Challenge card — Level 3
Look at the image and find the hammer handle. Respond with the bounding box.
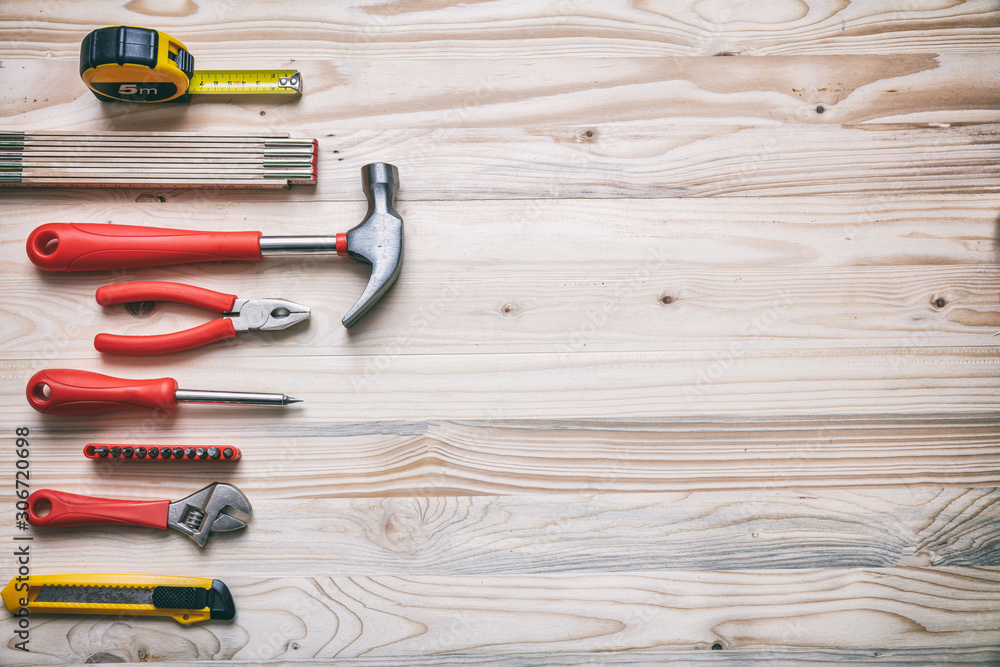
[27,223,262,271]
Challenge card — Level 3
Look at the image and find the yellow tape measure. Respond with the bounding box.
[80,26,301,103]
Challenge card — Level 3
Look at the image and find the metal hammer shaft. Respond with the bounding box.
[258,237,339,253]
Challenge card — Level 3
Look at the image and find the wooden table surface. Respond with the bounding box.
[1,2,999,665]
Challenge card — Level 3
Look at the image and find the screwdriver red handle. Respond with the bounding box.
[27,369,178,415]
[27,489,169,529]
[95,319,238,355]
[26,223,262,271]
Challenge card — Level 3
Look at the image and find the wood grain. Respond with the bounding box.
[0,124,998,205]
[2,53,999,131]
[7,263,997,355]
[2,1,999,664]
[2,197,997,357]
[3,1,999,57]
[3,345,999,424]
[7,648,994,666]
[18,488,1000,576]
[11,413,1000,497]
[3,568,999,662]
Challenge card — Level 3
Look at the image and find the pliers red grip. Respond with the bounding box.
[94,281,310,355]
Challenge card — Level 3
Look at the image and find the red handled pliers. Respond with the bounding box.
[94,281,310,355]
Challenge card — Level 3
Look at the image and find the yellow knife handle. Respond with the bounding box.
[2,574,235,623]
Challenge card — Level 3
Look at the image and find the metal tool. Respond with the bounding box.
[26,163,403,327]
[85,444,242,461]
[26,482,252,547]
[2,574,235,623]
[81,25,301,103]
[26,368,301,415]
[94,281,310,354]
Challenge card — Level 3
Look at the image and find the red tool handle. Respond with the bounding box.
[95,319,238,355]
[96,281,238,311]
[27,489,169,529]
[26,369,179,415]
[95,282,240,354]
[26,223,262,271]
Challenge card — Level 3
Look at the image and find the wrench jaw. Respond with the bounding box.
[166,482,253,547]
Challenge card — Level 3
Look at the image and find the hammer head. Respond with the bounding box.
[342,163,403,327]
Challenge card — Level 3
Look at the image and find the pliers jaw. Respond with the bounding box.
[228,298,311,333]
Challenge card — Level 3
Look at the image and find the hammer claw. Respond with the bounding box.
[341,163,404,327]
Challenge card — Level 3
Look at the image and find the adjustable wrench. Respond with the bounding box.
[27,482,252,547]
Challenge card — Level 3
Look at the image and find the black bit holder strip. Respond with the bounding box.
[84,444,241,461]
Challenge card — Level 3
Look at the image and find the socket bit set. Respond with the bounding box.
[85,444,242,461]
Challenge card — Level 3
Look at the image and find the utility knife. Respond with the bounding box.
[2,574,235,623]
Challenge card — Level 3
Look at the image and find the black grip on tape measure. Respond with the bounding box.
[172,47,195,79]
[80,25,195,80]
[81,26,158,76]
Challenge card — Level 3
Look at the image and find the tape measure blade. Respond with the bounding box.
[188,70,301,95]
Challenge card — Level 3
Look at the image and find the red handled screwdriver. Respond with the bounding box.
[27,369,302,415]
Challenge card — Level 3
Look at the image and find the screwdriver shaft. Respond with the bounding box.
[174,389,302,406]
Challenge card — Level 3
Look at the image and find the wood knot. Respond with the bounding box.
[134,193,166,203]
[576,128,598,143]
[659,293,676,306]
[500,303,518,317]
[375,499,432,553]
[125,301,156,317]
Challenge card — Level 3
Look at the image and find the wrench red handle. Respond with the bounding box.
[26,223,262,271]
[95,319,238,355]
[27,369,178,415]
[27,489,170,529]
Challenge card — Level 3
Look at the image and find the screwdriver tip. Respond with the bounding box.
[285,396,304,405]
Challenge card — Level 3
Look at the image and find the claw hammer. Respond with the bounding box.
[26,163,403,327]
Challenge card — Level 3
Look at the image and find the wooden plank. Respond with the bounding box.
[20,648,996,666]
[2,568,999,662]
[4,263,996,356]
[3,344,999,423]
[3,1,998,58]
[3,54,999,131]
[2,196,996,357]
[1,4,998,665]
[0,124,995,204]
[18,488,1000,575]
[12,413,1000,496]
